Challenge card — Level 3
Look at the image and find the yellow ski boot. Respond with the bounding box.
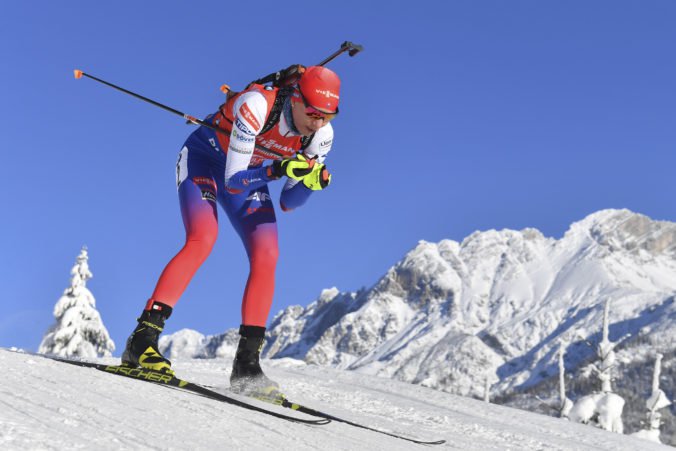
[121,301,174,375]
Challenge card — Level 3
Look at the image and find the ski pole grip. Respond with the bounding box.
[342,41,364,57]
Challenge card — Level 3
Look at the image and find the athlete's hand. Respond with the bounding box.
[269,154,316,181]
[302,164,332,191]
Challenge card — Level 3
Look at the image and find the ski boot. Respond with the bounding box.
[121,300,174,375]
[230,325,284,404]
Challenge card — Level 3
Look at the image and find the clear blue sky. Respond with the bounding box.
[2,1,675,353]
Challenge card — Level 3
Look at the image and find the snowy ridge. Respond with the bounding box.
[159,328,240,360]
[1,348,669,450]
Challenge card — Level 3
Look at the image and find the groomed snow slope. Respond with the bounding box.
[0,349,668,450]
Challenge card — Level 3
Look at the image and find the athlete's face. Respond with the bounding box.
[291,99,329,136]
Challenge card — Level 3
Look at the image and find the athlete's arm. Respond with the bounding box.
[223,92,274,193]
[280,124,334,212]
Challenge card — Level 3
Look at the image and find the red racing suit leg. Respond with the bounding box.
[150,146,219,307]
[220,184,279,327]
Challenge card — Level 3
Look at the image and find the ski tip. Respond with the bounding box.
[73,69,83,79]
[219,84,230,94]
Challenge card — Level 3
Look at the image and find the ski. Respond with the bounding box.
[281,398,446,445]
[40,354,330,426]
[208,384,446,445]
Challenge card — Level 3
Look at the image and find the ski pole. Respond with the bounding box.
[73,69,225,133]
[316,41,364,66]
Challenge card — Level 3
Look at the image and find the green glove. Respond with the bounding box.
[269,153,316,181]
[303,164,332,190]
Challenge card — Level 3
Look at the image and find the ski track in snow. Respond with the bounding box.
[0,349,669,451]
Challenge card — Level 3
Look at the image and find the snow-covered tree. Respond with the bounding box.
[558,342,573,418]
[596,297,617,393]
[484,374,490,403]
[569,298,626,433]
[38,247,115,358]
[631,353,672,444]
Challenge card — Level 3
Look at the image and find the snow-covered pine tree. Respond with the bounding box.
[569,297,626,433]
[631,353,672,444]
[558,341,573,418]
[596,297,618,393]
[38,247,115,358]
[484,374,490,403]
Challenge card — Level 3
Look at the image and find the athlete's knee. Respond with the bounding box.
[249,244,279,271]
[184,228,218,260]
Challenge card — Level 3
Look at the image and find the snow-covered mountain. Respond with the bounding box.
[161,209,676,442]
[159,328,240,360]
[263,209,675,393]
